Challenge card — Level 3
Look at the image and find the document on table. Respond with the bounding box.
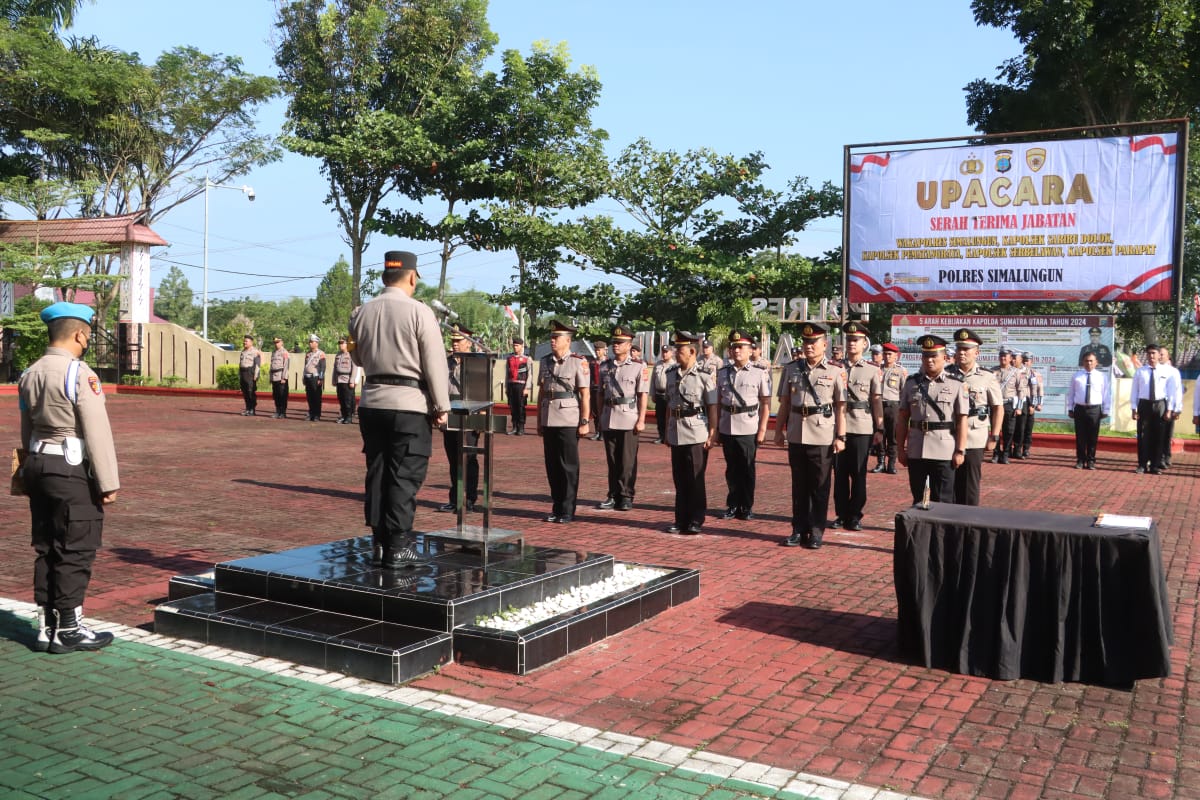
[1094,513,1153,529]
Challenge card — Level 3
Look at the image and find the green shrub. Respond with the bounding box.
[159,375,186,388]
[120,374,152,386]
[215,364,240,390]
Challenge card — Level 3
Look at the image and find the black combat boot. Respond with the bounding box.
[49,607,114,653]
[34,605,54,652]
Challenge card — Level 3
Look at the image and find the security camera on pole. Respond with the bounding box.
[202,173,255,341]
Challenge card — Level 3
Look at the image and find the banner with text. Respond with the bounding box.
[890,314,1116,421]
[849,133,1180,302]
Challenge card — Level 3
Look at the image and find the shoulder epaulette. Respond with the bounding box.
[667,364,679,373]
[569,353,585,359]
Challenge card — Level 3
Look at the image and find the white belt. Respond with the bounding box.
[29,440,64,455]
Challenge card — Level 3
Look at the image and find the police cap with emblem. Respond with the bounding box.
[728,329,753,346]
[308,333,320,343]
[919,334,949,354]
[609,324,634,343]
[953,328,983,348]
[842,321,870,339]
[450,323,473,341]
[382,250,420,278]
[672,330,701,347]
[798,322,828,340]
[881,342,900,353]
[40,302,95,326]
[548,320,576,337]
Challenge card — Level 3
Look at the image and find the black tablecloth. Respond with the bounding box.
[894,503,1172,684]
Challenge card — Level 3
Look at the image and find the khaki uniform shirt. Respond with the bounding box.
[269,348,289,383]
[303,349,325,378]
[19,347,119,493]
[651,360,674,395]
[238,348,261,380]
[880,364,907,402]
[539,353,589,428]
[332,352,355,384]
[843,359,882,435]
[778,358,847,446]
[349,286,451,415]
[1014,368,1031,409]
[665,364,716,446]
[993,366,1024,405]
[599,357,649,432]
[900,370,970,460]
[697,354,723,376]
[959,366,1002,449]
[716,363,771,436]
[1028,368,1044,405]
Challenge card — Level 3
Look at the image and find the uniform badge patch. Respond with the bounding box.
[88,376,103,395]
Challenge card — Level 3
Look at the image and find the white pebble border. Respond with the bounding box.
[473,563,669,630]
[0,596,930,800]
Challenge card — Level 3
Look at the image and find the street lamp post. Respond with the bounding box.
[203,173,255,341]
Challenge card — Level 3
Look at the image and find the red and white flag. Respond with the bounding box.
[504,305,518,323]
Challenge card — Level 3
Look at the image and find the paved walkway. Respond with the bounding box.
[0,391,1196,799]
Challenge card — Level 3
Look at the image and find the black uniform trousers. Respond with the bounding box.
[998,401,1017,455]
[1009,406,1027,455]
[1161,415,1175,466]
[670,442,708,529]
[953,448,984,506]
[720,433,757,513]
[1073,405,1102,464]
[272,380,289,415]
[239,368,257,412]
[303,376,323,419]
[443,428,479,506]
[881,401,900,461]
[542,426,580,517]
[788,443,833,536]
[654,395,669,442]
[1022,407,1036,451]
[359,408,432,549]
[336,382,356,420]
[506,383,527,432]
[25,454,103,612]
[1136,399,1167,469]
[833,433,872,524]
[603,428,640,502]
[907,458,955,505]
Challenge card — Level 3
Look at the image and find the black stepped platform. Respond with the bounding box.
[155,535,699,682]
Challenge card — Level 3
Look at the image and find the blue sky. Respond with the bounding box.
[67,0,1019,305]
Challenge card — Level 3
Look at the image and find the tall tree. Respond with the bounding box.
[1,0,90,30]
[154,264,195,326]
[966,0,1200,345]
[274,0,496,305]
[310,255,355,331]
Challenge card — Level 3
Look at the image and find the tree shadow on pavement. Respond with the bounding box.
[716,600,902,661]
[0,608,40,651]
[232,478,361,502]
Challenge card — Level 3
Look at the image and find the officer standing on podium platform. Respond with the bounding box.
[440,323,479,514]
[949,328,1002,505]
[539,321,591,522]
[897,335,969,505]
[775,322,846,549]
[349,250,450,568]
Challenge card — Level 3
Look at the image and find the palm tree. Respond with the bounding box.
[2,0,91,30]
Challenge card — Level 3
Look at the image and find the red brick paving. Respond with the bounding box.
[1,390,1196,799]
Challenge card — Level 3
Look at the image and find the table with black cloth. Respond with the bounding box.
[894,502,1172,685]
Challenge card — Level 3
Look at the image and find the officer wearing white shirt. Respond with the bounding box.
[1066,353,1110,470]
[1157,347,1183,470]
[1129,344,1170,474]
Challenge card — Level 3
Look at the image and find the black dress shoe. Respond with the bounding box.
[1074,461,1083,469]
[684,524,702,535]
[885,465,897,474]
[437,503,457,513]
[870,462,885,473]
[1150,468,1162,475]
[997,452,1009,464]
[848,519,863,531]
[1135,466,1146,474]
[805,530,824,549]
[720,508,738,520]
[665,525,682,534]
[1086,461,1096,470]
[556,514,574,524]
[597,498,616,510]
[784,532,805,547]
[736,510,754,520]
[830,517,843,529]
[615,500,633,511]
[545,514,561,523]
[506,430,516,435]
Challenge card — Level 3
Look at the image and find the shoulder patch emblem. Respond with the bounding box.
[88,375,102,395]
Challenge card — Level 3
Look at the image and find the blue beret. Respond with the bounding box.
[40,302,95,325]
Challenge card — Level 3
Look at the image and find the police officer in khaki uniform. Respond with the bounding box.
[873,342,906,474]
[302,334,326,421]
[831,322,883,531]
[716,329,772,521]
[664,331,718,534]
[332,336,359,423]
[238,334,261,415]
[596,324,649,511]
[991,347,1024,463]
[538,320,591,522]
[950,328,1003,506]
[774,322,847,549]
[19,302,118,652]
[897,335,969,505]
[698,339,723,376]
[440,323,480,513]
[1009,351,1032,459]
[349,250,451,567]
[651,344,675,444]
[269,336,290,418]
[1021,350,1043,458]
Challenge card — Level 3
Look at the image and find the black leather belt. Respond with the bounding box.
[673,406,704,418]
[547,391,575,400]
[909,420,954,431]
[723,403,759,414]
[1074,404,1101,410]
[846,401,870,411]
[607,397,637,406]
[793,404,831,417]
[882,400,899,408]
[366,375,425,389]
